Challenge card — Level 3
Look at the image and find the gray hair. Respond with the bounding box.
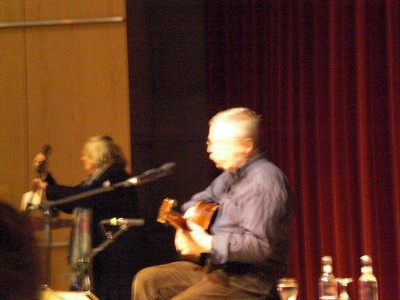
[209,107,261,145]
[82,135,127,168]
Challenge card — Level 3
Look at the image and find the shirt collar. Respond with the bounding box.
[232,151,265,179]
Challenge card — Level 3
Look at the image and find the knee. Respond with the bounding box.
[132,266,158,291]
[135,266,158,281]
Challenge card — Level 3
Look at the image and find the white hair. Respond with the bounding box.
[82,135,127,168]
[209,107,261,145]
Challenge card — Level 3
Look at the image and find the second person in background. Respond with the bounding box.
[34,135,143,300]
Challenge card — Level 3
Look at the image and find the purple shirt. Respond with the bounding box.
[182,153,292,270]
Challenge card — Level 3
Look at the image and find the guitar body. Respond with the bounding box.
[157,198,218,264]
[157,198,218,231]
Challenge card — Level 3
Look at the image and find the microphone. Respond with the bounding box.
[100,217,145,227]
[115,162,177,187]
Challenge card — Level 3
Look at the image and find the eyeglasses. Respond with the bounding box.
[206,138,247,148]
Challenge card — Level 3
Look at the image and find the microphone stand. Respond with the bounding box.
[69,219,144,292]
[35,162,175,287]
[38,180,135,287]
[41,204,53,286]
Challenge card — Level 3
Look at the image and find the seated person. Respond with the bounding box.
[132,107,293,299]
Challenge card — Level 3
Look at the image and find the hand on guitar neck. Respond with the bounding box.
[20,145,51,211]
[157,198,218,263]
[33,144,52,179]
[31,152,49,192]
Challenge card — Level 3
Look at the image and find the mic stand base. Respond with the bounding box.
[41,203,53,286]
[70,225,130,292]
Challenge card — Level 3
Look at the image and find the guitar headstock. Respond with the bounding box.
[157,198,177,224]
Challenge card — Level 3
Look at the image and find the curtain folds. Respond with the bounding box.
[205,1,400,298]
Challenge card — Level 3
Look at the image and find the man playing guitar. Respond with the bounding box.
[133,107,293,299]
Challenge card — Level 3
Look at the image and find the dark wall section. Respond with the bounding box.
[126,1,209,266]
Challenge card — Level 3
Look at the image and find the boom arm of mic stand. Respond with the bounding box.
[39,181,135,287]
[73,224,128,269]
[39,184,117,286]
[44,185,117,207]
[67,229,127,292]
[69,221,144,291]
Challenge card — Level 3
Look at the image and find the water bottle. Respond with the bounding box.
[318,256,338,299]
[358,255,378,300]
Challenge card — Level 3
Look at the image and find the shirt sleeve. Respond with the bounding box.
[181,172,230,212]
[211,165,292,265]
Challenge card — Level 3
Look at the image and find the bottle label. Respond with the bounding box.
[359,282,378,300]
[319,282,338,299]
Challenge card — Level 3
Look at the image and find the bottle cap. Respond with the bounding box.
[321,255,333,263]
[360,255,372,263]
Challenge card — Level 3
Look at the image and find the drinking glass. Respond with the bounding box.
[276,278,298,300]
[336,278,353,300]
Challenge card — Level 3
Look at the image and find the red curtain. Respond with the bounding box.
[205,1,400,298]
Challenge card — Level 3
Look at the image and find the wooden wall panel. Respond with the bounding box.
[0,1,28,209]
[25,22,131,184]
[24,0,125,20]
[25,0,131,185]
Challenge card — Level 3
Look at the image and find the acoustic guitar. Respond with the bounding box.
[157,198,218,263]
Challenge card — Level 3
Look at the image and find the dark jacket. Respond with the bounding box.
[45,164,142,300]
